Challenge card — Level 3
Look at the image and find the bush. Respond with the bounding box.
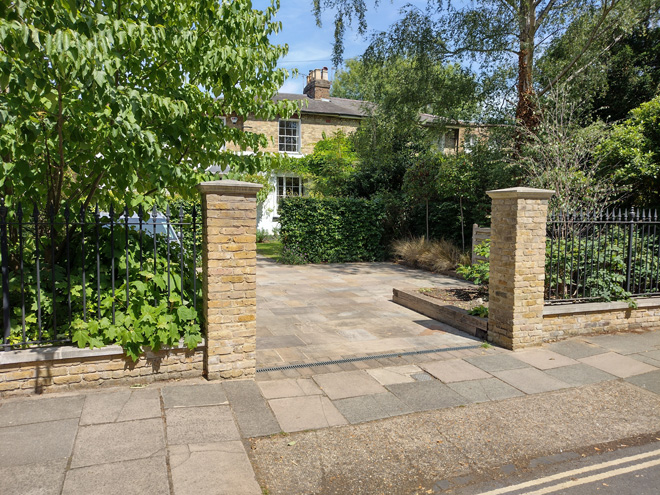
[457,240,490,286]
[279,197,386,263]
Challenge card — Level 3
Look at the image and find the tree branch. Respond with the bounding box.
[538,2,617,96]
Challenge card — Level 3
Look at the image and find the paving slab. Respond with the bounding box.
[366,365,422,385]
[463,354,530,373]
[161,383,227,408]
[386,381,467,412]
[584,333,658,355]
[257,335,307,350]
[544,363,618,386]
[512,348,579,370]
[166,405,240,445]
[626,369,660,395]
[546,339,606,359]
[223,381,281,438]
[170,442,261,495]
[71,418,165,468]
[332,392,413,424]
[0,418,79,467]
[579,351,658,378]
[257,378,322,399]
[420,359,492,383]
[0,459,67,495]
[63,456,169,495]
[447,378,525,403]
[629,350,660,368]
[80,388,161,425]
[492,368,570,395]
[268,395,347,432]
[0,395,85,427]
[313,370,387,400]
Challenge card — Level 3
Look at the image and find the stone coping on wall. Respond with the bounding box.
[0,339,206,366]
[543,297,660,316]
[197,179,262,196]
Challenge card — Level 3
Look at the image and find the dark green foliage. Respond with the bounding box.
[278,197,386,263]
[6,209,203,360]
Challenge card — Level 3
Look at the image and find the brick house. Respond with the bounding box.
[218,68,478,234]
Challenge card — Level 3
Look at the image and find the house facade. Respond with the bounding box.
[220,68,477,234]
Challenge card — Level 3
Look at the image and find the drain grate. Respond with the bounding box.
[256,344,482,373]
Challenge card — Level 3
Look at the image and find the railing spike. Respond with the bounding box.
[17,202,23,220]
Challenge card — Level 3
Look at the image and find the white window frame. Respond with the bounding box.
[278,119,301,154]
[276,175,304,205]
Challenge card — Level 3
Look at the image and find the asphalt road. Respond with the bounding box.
[443,437,660,495]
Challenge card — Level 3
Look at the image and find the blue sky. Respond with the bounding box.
[252,1,430,94]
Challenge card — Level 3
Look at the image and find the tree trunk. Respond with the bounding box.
[425,198,429,241]
[516,0,539,135]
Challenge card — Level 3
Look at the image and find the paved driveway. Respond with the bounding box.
[256,259,478,368]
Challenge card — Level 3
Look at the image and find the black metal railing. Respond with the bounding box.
[1,202,202,349]
[546,208,660,303]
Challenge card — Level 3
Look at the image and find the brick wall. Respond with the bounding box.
[0,345,204,398]
[543,299,660,341]
[241,115,360,155]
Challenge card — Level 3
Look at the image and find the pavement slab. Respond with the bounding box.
[223,381,281,438]
[512,348,580,370]
[386,380,467,412]
[544,363,618,386]
[365,365,422,385]
[0,395,85,427]
[546,339,606,359]
[63,456,169,495]
[332,392,413,424]
[170,442,261,495]
[80,388,161,425]
[161,383,227,408]
[626,369,660,395]
[447,378,525,403]
[0,459,68,495]
[420,359,492,383]
[71,418,165,468]
[492,368,570,394]
[584,332,660,354]
[0,418,79,467]
[579,351,658,378]
[165,405,240,445]
[629,349,660,368]
[257,378,322,399]
[463,354,530,372]
[268,395,347,432]
[313,370,387,400]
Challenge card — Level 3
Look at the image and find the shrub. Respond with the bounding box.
[279,197,386,263]
[457,240,490,286]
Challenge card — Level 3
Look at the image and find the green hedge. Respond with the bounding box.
[279,197,386,263]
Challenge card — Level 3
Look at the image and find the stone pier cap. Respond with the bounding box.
[487,187,555,200]
[197,180,263,196]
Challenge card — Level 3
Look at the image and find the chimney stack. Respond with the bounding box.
[303,67,331,99]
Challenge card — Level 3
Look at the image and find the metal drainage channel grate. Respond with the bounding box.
[256,344,483,373]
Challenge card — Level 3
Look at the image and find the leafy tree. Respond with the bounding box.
[313,0,646,131]
[517,87,617,213]
[0,0,298,213]
[403,154,441,241]
[297,130,357,197]
[537,4,660,122]
[597,96,660,207]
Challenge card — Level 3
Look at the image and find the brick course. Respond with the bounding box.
[0,345,204,398]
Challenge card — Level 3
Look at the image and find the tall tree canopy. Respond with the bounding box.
[0,0,297,212]
[314,0,649,129]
